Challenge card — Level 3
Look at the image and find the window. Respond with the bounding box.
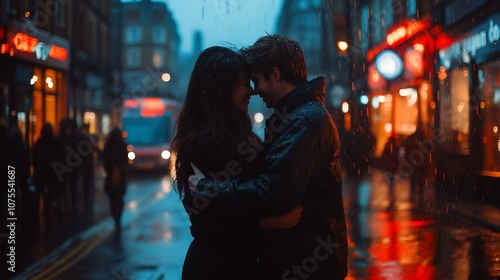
[152,48,164,68]
[479,60,500,173]
[125,26,142,44]
[152,26,167,44]
[127,48,141,68]
[439,68,470,153]
[393,88,418,136]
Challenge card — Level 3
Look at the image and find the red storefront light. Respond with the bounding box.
[386,20,430,47]
[10,32,68,61]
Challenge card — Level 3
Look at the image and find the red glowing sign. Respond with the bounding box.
[140,98,166,117]
[404,47,424,79]
[10,32,68,61]
[386,20,430,46]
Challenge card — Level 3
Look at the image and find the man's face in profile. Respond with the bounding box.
[251,71,279,108]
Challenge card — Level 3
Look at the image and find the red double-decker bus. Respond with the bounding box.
[122,97,180,173]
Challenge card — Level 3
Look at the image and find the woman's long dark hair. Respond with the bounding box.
[172,46,253,197]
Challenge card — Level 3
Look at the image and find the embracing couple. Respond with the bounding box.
[172,34,348,280]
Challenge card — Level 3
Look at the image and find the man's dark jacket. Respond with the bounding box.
[197,76,348,280]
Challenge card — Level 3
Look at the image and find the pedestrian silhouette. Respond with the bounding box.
[79,123,99,215]
[402,125,430,211]
[32,123,66,216]
[342,127,375,179]
[59,118,80,214]
[102,127,128,231]
[379,133,401,209]
[9,126,32,219]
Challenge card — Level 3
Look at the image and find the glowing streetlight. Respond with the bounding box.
[337,40,349,52]
[161,73,171,82]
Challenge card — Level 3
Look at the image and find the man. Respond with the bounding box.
[189,34,348,280]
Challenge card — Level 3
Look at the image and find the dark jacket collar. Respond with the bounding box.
[274,76,326,112]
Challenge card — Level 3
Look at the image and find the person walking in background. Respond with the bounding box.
[59,118,80,214]
[379,132,402,209]
[172,46,303,280]
[189,35,348,280]
[102,126,129,231]
[79,123,99,215]
[32,123,66,217]
[9,126,32,219]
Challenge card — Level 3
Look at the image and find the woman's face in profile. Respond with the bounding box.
[230,71,254,113]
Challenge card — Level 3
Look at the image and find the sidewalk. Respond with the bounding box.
[447,200,500,232]
[364,168,500,232]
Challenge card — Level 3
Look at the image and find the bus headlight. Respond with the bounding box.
[161,150,171,160]
[128,151,136,160]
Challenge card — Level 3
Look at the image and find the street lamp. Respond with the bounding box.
[337,40,349,52]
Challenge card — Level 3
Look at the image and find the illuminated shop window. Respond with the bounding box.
[394,88,418,136]
[32,67,42,90]
[152,48,164,68]
[45,69,57,93]
[439,67,470,153]
[32,91,43,142]
[84,111,97,134]
[370,94,393,157]
[479,60,500,173]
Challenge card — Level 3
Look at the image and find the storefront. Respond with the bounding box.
[436,11,500,202]
[367,17,435,157]
[0,20,69,147]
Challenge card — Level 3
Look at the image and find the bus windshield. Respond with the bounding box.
[123,115,171,146]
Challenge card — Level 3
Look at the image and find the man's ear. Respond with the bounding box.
[271,67,281,81]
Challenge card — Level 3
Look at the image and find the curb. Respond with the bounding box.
[448,202,500,232]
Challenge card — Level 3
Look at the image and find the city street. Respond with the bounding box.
[8,168,500,279]
[3,1,500,279]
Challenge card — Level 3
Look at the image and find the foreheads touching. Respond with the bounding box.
[239,34,307,86]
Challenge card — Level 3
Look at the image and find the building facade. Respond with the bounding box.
[0,0,113,145]
[121,0,180,101]
[1,0,70,146]
[70,0,112,136]
[365,0,500,205]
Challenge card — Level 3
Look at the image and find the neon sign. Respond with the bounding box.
[10,32,68,61]
[386,20,429,46]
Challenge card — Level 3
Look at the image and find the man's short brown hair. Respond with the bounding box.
[240,34,307,85]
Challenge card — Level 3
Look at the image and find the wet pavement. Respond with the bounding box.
[8,168,500,279]
[344,170,500,280]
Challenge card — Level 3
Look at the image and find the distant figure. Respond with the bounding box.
[102,127,129,230]
[402,125,430,211]
[32,123,66,216]
[59,118,80,213]
[9,126,32,218]
[379,133,401,209]
[342,127,375,179]
[1,123,17,234]
[79,123,99,214]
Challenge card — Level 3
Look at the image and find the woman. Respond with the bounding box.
[172,46,301,280]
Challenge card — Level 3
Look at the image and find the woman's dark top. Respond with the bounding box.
[181,129,262,280]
